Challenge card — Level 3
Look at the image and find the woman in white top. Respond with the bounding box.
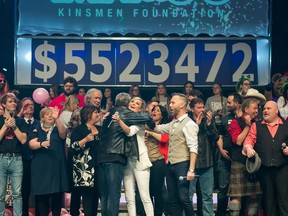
[277,84,288,120]
[112,97,154,216]
[59,95,79,149]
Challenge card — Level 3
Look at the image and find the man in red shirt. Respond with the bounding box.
[49,76,85,112]
[227,98,262,216]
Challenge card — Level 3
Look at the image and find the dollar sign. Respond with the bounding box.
[35,41,57,82]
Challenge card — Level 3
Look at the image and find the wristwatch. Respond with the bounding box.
[188,169,194,173]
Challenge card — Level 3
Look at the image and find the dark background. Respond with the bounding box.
[0,0,288,102]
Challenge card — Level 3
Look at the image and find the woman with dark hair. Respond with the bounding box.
[129,84,141,98]
[42,84,60,107]
[70,105,101,216]
[183,81,194,97]
[78,87,86,96]
[101,87,114,112]
[145,105,170,216]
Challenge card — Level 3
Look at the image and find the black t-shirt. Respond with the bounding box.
[218,112,235,157]
[0,115,29,153]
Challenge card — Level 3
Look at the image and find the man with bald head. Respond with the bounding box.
[243,101,288,216]
[152,93,199,216]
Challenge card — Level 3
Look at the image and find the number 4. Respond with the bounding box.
[175,44,199,82]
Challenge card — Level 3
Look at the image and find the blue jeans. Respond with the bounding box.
[166,161,195,216]
[189,167,214,216]
[216,158,231,216]
[0,155,23,216]
[98,162,125,216]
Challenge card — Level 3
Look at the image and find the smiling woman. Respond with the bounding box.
[114,96,154,216]
[29,107,68,216]
[69,105,101,216]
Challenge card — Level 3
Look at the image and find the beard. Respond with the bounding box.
[228,106,236,113]
[172,108,179,117]
[63,90,74,97]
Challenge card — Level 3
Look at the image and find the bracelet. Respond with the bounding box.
[40,142,43,148]
[11,125,17,131]
[188,169,194,173]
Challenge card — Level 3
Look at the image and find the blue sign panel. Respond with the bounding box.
[17,0,269,36]
[18,38,266,86]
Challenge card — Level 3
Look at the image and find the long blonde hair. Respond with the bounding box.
[64,95,79,112]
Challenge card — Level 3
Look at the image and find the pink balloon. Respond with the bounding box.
[32,88,50,104]
[4,209,12,216]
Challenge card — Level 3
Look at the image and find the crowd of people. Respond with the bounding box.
[0,72,287,216]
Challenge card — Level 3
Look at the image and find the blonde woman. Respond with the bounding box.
[29,107,68,216]
[112,97,154,216]
[59,94,79,151]
[151,83,170,108]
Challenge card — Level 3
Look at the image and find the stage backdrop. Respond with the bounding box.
[17,0,269,37]
[15,0,271,86]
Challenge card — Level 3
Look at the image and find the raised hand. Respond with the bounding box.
[205,110,213,126]
[51,107,60,119]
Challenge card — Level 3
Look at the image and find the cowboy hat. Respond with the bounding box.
[246,152,261,174]
[243,88,266,106]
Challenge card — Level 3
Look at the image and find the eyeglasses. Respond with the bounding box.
[0,80,6,83]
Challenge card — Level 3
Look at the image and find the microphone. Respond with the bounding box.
[179,175,199,180]
[9,110,14,118]
[282,143,287,150]
[107,111,119,128]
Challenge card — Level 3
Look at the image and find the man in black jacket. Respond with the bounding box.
[216,93,242,216]
[98,92,150,216]
[189,98,219,216]
[17,97,40,216]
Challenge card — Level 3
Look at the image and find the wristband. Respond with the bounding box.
[11,125,17,131]
[188,169,194,173]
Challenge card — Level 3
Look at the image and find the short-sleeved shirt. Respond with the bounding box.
[0,115,28,153]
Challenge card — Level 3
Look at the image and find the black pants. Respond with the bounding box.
[166,161,195,216]
[69,188,82,216]
[150,159,167,216]
[68,148,82,216]
[22,159,31,216]
[72,187,100,216]
[35,192,63,216]
[259,164,288,216]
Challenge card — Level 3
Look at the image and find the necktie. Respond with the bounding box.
[27,120,32,125]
